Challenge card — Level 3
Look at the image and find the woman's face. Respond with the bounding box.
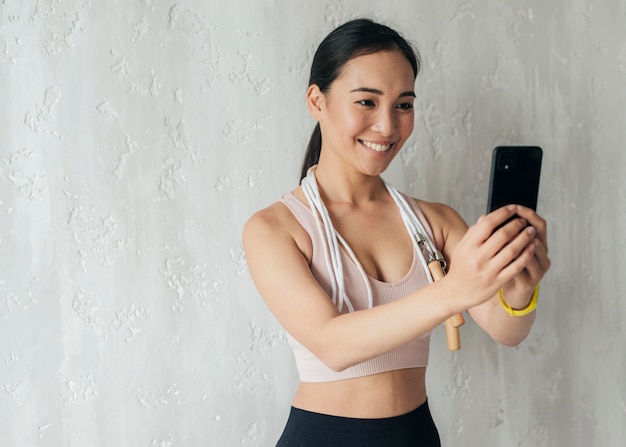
[312,50,416,177]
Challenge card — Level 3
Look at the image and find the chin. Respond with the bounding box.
[359,162,393,177]
[360,151,399,176]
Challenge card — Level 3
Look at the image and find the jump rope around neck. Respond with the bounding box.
[301,166,465,350]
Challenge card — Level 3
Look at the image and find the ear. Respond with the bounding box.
[306,84,324,121]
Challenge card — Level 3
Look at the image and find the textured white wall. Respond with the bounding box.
[1,0,624,446]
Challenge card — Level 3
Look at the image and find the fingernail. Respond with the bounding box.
[507,205,516,212]
[527,226,536,235]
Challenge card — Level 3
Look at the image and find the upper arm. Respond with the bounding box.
[414,200,468,264]
[415,201,497,329]
[242,204,340,355]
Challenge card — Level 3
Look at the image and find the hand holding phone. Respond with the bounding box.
[483,146,550,314]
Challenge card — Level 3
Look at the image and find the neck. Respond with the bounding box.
[311,161,388,206]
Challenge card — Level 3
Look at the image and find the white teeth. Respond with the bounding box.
[361,140,391,152]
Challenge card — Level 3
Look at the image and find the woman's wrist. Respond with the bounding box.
[499,285,539,316]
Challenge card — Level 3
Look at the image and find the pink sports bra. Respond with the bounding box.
[280,192,435,382]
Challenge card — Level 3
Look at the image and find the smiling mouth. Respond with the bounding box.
[360,140,393,152]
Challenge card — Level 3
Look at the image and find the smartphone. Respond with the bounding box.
[486,146,543,214]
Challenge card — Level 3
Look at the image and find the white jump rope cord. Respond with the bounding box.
[301,167,439,312]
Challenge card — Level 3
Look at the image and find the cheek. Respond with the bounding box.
[338,111,369,134]
[400,114,415,136]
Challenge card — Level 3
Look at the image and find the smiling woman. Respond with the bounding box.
[299,19,420,181]
[243,18,550,447]
[307,50,417,178]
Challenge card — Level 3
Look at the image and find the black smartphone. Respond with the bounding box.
[486,146,543,214]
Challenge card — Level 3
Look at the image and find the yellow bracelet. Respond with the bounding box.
[499,285,539,316]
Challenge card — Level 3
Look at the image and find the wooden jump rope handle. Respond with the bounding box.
[427,260,465,351]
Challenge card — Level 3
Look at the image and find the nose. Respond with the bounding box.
[372,108,397,137]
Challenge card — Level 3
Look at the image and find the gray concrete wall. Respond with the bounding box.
[1,1,624,445]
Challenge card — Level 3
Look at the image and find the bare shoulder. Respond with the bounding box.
[411,198,469,255]
[416,199,466,225]
[244,200,289,237]
[243,193,312,263]
[243,200,293,249]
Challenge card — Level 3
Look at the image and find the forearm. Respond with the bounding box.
[316,280,459,371]
[482,290,537,346]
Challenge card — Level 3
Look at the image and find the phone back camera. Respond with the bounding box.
[497,151,516,172]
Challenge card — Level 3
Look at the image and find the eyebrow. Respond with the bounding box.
[350,87,416,98]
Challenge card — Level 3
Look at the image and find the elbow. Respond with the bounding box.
[326,362,349,373]
[316,349,351,373]
[487,305,536,347]
[492,331,531,347]
[304,319,372,372]
[304,324,360,372]
[498,338,524,348]
[311,343,358,373]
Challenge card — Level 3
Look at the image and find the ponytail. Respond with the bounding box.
[300,123,322,181]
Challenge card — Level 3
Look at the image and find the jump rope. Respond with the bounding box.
[301,166,464,350]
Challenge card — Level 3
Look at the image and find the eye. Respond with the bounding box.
[396,102,414,110]
[356,99,376,107]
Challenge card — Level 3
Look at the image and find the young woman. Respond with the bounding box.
[243,18,550,446]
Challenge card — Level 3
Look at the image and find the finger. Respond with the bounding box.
[483,216,530,258]
[514,206,549,251]
[497,241,536,283]
[492,225,537,272]
[531,240,551,274]
[518,235,552,282]
[520,255,544,284]
[475,205,518,241]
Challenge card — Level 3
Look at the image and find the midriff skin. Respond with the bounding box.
[292,367,427,418]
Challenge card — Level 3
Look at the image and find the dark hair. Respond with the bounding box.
[299,18,421,181]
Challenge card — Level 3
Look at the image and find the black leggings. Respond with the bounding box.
[276,400,441,446]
